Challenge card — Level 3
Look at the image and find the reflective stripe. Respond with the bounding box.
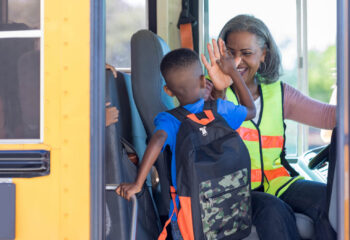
[251,167,290,182]
[237,127,284,149]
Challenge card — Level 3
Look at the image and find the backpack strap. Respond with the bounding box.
[167,106,192,122]
[203,99,218,112]
[167,100,218,125]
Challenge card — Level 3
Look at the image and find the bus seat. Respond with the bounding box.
[105,69,160,240]
[131,29,174,137]
[116,71,147,159]
[131,30,175,223]
[328,128,337,231]
[106,70,133,144]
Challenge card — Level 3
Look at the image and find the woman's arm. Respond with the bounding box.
[283,83,336,129]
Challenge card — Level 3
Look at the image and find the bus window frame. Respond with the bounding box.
[0,0,44,144]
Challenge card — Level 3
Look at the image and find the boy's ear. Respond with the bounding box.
[163,85,174,97]
[200,75,206,88]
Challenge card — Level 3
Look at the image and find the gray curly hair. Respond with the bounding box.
[219,14,282,84]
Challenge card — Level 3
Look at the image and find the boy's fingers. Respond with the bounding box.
[212,39,220,59]
[115,186,121,195]
[105,102,111,107]
[201,54,211,70]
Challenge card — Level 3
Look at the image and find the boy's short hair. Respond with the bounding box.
[160,48,200,80]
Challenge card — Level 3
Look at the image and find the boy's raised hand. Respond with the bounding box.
[201,39,232,91]
[116,182,142,201]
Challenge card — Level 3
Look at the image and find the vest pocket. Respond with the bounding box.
[199,168,251,240]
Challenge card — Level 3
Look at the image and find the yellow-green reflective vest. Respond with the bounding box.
[226,81,303,197]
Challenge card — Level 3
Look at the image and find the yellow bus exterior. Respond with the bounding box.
[0,1,91,239]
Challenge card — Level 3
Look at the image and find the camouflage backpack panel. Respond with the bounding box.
[199,168,251,240]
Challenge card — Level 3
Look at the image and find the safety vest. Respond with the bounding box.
[226,81,302,197]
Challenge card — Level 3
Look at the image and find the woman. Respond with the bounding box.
[202,15,336,240]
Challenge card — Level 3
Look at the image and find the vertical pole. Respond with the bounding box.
[90,0,106,239]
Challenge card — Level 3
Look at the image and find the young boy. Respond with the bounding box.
[116,39,255,200]
[116,39,255,239]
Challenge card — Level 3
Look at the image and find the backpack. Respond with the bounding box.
[159,100,252,240]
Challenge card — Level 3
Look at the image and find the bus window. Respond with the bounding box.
[307,0,336,149]
[206,0,336,157]
[1,0,40,31]
[106,0,147,69]
[0,0,42,141]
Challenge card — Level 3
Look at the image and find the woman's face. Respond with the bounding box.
[225,31,266,84]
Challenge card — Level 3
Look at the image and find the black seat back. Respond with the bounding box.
[131,30,175,222]
[105,69,159,240]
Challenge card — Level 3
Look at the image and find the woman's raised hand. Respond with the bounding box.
[216,38,237,75]
[201,39,233,91]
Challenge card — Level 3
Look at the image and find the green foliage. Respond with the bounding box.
[308,45,336,102]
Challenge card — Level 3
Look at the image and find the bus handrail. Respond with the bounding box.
[105,184,137,240]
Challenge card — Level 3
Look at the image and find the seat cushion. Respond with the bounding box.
[243,213,314,240]
[295,213,314,239]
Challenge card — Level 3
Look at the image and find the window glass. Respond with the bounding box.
[1,0,40,30]
[307,0,336,149]
[0,38,40,139]
[208,0,298,155]
[106,0,147,68]
[0,0,41,141]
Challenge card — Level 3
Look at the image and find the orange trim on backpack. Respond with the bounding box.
[180,23,194,50]
[177,196,195,240]
[158,207,176,240]
[187,110,215,125]
[237,127,284,149]
[170,186,178,215]
[251,167,290,182]
[158,186,178,240]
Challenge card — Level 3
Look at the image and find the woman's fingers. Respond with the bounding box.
[207,43,217,67]
[218,38,227,57]
[201,53,211,70]
[212,39,220,59]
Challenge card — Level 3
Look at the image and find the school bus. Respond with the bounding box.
[0,0,347,239]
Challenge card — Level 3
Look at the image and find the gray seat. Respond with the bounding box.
[105,69,160,240]
[131,29,175,224]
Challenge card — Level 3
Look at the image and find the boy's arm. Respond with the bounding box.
[216,38,256,120]
[116,130,167,200]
